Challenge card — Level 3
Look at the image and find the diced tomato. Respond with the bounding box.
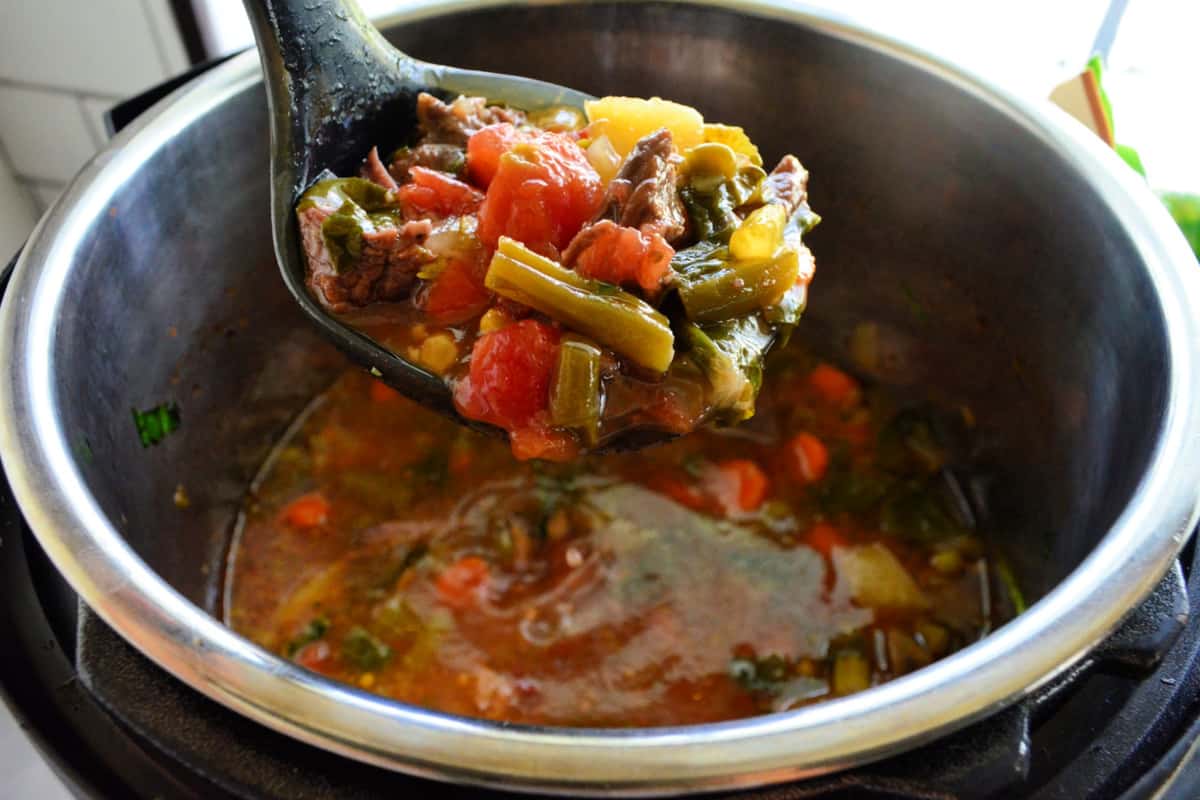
[453,319,561,432]
[808,364,861,408]
[370,380,401,404]
[397,166,484,218]
[805,522,847,557]
[567,221,674,294]
[710,459,770,513]
[477,133,602,258]
[436,556,490,608]
[280,492,330,528]
[466,123,524,188]
[510,422,579,462]
[786,432,829,483]
[419,256,490,324]
[293,640,333,673]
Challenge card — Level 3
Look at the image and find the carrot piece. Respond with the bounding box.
[655,476,709,511]
[293,640,333,673]
[435,556,491,608]
[370,379,401,404]
[281,492,330,529]
[714,459,770,513]
[786,432,829,483]
[806,522,847,556]
[808,364,861,408]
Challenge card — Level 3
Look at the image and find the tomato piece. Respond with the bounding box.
[436,556,491,608]
[710,459,770,513]
[808,364,861,408]
[477,133,602,257]
[397,166,484,218]
[280,492,330,528]
[806,522,847,557]
[567,220,674,294]
[786,432,829,483]
[453,319,561,432]
[370,380,401,404]
[466,123,523,188]
[419,256,491,324]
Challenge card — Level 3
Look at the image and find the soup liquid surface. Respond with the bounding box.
[226,346,1010,726]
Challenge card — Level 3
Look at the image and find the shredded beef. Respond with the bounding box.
[416,92,526,146]
[387,143,466,183]
[361,147,398,192]
[763,155,809,215]
[596,128,688,244]
[298,196,434,313]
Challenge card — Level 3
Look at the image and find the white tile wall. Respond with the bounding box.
[0,157,37,263]
[0,86,102,183]
[0,1,192,257]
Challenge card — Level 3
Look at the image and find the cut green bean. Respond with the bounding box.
[550,336,603,445]
[485,238,675,373]
[676,246,801,323]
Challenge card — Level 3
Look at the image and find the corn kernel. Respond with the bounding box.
[358,672,376,689]
[419,333,458,375]
[930,550,963,574]
[478,308,511,335]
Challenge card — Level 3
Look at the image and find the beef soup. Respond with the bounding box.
[225,343,1019,726]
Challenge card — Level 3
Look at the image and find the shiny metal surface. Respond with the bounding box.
[2,0,1200,794]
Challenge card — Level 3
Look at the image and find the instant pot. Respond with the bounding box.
[3,2,1200,797]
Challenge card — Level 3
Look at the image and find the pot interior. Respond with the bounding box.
[56,1,1163,654]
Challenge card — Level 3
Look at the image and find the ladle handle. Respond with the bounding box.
[241,0,433,193]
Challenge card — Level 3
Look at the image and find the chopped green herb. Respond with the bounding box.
[342,626,392,671]
[286,616,330,657]
[74,437,93,464]
[132,402,181,447]
[996,559,1027,615]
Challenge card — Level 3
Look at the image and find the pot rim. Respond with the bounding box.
[3,0,1199,794]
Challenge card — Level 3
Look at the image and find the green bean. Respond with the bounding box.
[550,336,602,445]
[676,246,801,323]
[485,238,675,373]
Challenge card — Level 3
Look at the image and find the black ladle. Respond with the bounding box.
[241,0,677,450]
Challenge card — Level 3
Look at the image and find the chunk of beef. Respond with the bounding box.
[360,147,399,192]
[387,143,466,183]
[596,128,688,244]
[416,92,526,147]
[763,155,809,216]
[298,196,434,313]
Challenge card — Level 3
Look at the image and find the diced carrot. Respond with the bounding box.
[293,640,333,673]
[654,476,709,511]
[436,556,491,609]
[806,522,847,556]
[808,364,861,408]
[370,380,401,404]
[713,459,770,513]
[786,432,829,483]
[509,423,579,462]
[281,492,330,529]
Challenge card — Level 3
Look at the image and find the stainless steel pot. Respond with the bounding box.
[2,1,1199,795]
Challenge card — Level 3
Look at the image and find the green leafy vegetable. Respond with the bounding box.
[286,616,330,657]
[298,176,404,273]
[684,316,773,423]
[132,402,181,447]
[1162,193,1200,259]
[342,626,392,671]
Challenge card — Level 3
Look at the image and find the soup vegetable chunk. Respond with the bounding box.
[227,346,1019,727]
[296,93,819,459]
